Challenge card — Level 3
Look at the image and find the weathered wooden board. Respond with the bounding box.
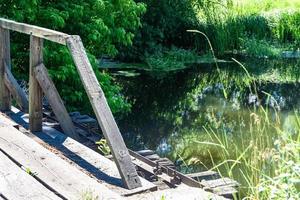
[145,154,160,161]
[156,158,175,169]
[34,63,79,140]
[0,27,11,111]
[67,36,141,189]
[136,149,155,157]
[29,36,43,132]
[0,112,18,127]
[187,171,220,181]
[202,178,239,188]
[4,64,28,112]
[0,122,123,200]
[0,151,61,200]
[127,185,226,200]
[1,108,157,196]
[37,127,157,196]
[212,185,237,197]
[0,18,69,45]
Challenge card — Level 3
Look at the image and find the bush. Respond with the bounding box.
[118,0,198,62]
[0,0,146,115]
[240,38,281,58]
[145,48,199,72]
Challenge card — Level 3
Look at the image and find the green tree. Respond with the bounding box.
[118,0,198,62]
[0,0,146,115]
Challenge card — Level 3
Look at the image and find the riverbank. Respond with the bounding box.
[111,58,300,199]
[100,1,300,199]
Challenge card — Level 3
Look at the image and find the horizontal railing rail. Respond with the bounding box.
[0,18,69,45]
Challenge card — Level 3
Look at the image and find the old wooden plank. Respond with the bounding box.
[186,171,220,181]
[127,185,226,200]
[0,151,61,200]
[0,18,69,45]
[36,127,157,196]
[74,115,97,124]
[29,36,43,132]
[0,27,11,111]
[156,158,175,169]
[0,124,123,200]
[145,154,160,161]
[202,178,240,189]
[4,64,28,112]
[212,185,237,197]
[67,35,141,189]
[0,112,18,127]
[129,150,202,188]
[34,63,80,140]
[137,149,155,157]
[3,106,157,196]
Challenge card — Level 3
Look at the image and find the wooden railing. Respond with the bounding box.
[0,18,141,190]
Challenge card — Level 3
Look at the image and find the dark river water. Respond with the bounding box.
[112,58,300,179]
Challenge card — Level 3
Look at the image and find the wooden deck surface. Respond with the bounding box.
[0,18,230,200]
[0,110,227,200]
[0,151,60,200]
[0,114,123,200]
[4,107,157,196]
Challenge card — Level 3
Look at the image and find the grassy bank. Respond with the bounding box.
[169,106,300,199]
[125,58,300,199]
[142,0,300,58]
[114,1,300,199]
[158,65,300,198]
[193,0,300,56]
[118,0,300,73]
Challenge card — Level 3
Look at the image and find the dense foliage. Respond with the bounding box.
[191,0,300,55]
[118,0,300,63]
[118,0,198,62]
[0,0,146,115]
[117,1,300,199]
[1,1,299,199]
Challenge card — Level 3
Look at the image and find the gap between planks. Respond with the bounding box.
[1,107,157,196]
[0,150,61,200]
[0,113,123,200]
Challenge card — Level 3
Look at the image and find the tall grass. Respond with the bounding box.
[232,0,300,14]
[172,25,300,199]
[193,0,300,56]
[202,108,300,199]
[168,104,300,199]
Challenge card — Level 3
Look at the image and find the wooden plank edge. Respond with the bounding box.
[0,18,69,45]
[4,63,28,112]
[0,150,62,200]
[1,108,157,196]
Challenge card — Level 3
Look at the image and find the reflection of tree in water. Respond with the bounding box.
[119,67,205,150]
[117,59,300,153]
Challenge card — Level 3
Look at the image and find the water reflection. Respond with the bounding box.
[117,58,300,168]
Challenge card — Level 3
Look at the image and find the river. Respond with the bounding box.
[112,58,300,196]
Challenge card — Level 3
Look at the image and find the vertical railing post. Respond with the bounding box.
[29,35,43,132]
[0,27,11,111]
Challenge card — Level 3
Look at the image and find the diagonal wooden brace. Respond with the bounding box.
[4,62,29,112]
[0,27,11,111]
[34,63,80,140]
[67,36,142,189]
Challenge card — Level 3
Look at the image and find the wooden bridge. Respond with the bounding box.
[0,18,238,200]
